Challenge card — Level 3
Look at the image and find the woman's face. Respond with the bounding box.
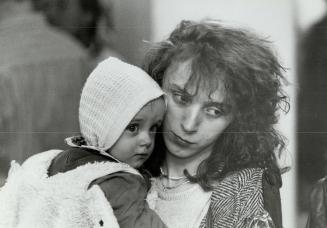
[162,60,233,160]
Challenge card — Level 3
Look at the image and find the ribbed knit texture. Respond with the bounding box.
[79,57,164,151]
[147,180,211,228]
[147,169,274,228]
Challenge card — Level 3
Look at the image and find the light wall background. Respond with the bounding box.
[295,0,326,32]
[114,1,296,227]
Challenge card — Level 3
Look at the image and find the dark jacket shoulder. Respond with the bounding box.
[47,147,114,176]
[262,168,283,228]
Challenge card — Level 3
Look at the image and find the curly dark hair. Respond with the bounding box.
[143,19,290,191]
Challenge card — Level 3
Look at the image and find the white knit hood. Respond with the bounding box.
[78,57,164,152]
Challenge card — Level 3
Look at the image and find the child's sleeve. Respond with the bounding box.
[93,172,168,228]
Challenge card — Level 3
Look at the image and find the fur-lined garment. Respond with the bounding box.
[0,150,140,228]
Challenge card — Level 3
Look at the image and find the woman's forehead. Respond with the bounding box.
[163,60,227,102]
[164,60,192,81]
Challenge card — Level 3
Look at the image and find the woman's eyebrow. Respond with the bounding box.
[205,101,225,108]
[169,84,191,95]
[206,101,232,111]
[130,118,142,122]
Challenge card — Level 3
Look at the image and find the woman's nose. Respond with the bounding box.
[181,106,201,134]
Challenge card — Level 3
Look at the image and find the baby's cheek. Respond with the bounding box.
[148,142,155,153]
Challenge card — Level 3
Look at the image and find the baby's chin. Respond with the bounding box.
[126,158,147,169]
[128,163,142,169]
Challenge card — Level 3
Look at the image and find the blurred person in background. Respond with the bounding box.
[0,0,90,185]
[306,176,327,228]
[300,3,327,221]
[92,0,125,64]
[43,0,101,49]
[297,0,327,216]
[42,0,124,66]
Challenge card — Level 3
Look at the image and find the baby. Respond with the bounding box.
[0,57,167,228]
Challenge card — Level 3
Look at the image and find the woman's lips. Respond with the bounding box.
[171,131,196,145]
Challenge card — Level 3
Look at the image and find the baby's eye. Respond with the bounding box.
[126,123,139,133]
[205,107,222,118]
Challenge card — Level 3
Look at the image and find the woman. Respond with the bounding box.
[143,20,289,228]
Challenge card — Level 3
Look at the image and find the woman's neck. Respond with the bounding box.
[162,148,212,178]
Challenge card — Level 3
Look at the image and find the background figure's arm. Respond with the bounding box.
[306,177,327,228]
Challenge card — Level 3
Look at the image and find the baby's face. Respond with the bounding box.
[109,97,165,168]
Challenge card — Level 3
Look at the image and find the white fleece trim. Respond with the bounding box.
[0,149,140,228]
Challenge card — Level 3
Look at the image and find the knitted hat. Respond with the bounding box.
[78,57,164,152]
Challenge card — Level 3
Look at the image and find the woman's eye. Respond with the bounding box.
[206,107,222,117]
[172,93,190,105]
[126,123,139,133]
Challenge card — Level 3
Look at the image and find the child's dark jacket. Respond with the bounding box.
[47,147,167,228]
